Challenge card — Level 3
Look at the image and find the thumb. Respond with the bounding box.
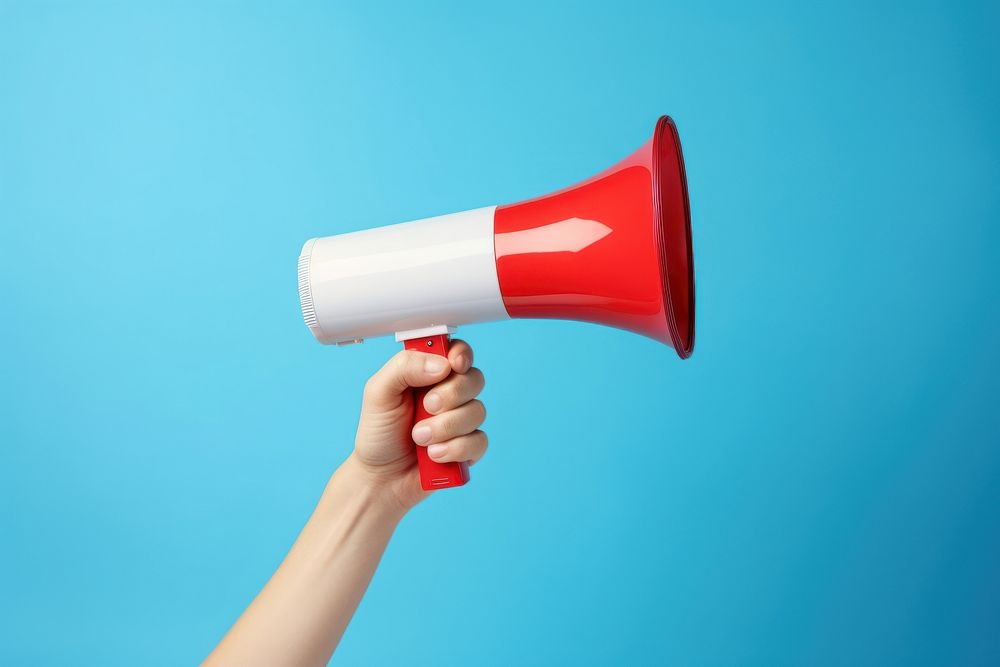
[362,350,451,411]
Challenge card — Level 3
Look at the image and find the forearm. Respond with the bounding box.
[204,342,485,664]
[203,455,407,667]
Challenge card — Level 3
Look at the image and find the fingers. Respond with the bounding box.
[423,367,485,414]
[413,339,489,467]
[411,399,486,447]
[363,349,452,411]
[448,338,473,374]
[427,430,489,465]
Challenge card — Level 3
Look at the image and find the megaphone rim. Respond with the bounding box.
[653,115,696,359]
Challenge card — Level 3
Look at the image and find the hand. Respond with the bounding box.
[351,339,488,511]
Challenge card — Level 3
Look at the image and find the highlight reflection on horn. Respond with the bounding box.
[494,218,613,257]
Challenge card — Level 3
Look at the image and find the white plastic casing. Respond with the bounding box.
[298,206,509,345]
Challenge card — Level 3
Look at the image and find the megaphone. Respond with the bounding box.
[298,116,694,490]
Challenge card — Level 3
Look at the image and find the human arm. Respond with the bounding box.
[202,340,487,666]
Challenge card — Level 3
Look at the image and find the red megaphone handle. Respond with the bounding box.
[403,334,470,490]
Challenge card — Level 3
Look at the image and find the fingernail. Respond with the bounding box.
[425,357,447,373]
[412,425,432,444]
[424,392,442,413]
[457,355,471,373]
[428,443,448,459]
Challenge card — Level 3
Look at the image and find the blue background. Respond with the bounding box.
[2,1,998,665]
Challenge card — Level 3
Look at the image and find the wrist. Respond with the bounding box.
[331,453,412,521]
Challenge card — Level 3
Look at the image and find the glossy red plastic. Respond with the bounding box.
[403,334,470,490]
[494,116,694,357]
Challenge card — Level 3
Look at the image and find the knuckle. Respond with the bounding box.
[458,433,479,456]
[441,411,461,435]
[381,353,405,384]
[395,351,414,373]
[461,368,480,390]
[401,351,429,385]
[439,384,459,407]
